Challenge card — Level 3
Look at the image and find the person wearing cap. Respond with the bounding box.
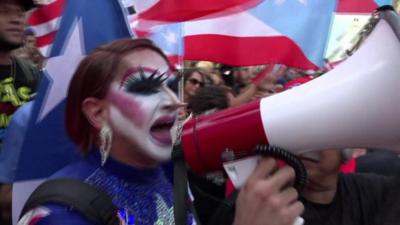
[0,0,39,224]
[0,0,40,145]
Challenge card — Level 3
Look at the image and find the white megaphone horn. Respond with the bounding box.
[181,8,400,176]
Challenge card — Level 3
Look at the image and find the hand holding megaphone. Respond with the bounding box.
[233,157,304,225]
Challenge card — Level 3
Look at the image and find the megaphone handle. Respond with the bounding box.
[223,145,308,190]
[223,155,305,225]
[254,145,308,191]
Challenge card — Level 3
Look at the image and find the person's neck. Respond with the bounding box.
[0,51,12,65]
[109,140,159,169]
[301,173,339,204]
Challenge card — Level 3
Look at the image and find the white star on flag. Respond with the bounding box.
[37,19,85,122]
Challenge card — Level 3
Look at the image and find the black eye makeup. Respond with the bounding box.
[123,67,168,95]
[166,74,182,95]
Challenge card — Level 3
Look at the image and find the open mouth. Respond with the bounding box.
[150,116,176,146]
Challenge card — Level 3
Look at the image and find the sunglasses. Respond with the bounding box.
[188,78,205,87]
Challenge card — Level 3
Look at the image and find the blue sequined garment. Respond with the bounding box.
[84,157,174,225]
[22,151,193,225]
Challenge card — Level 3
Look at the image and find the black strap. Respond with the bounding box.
[172,144,202,225]
[172,144,189,225]
[14,57,41,91]
[207,191,239,225]
[20,178,119,225]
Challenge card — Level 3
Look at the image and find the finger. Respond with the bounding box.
[285,201,304,220]
[267,166,296,190]
[277,187,299,206]
[247,157,276,181]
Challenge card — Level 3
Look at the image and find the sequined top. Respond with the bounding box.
[20,151,192,225]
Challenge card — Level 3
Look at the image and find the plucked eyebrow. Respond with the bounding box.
[120,66,170,87]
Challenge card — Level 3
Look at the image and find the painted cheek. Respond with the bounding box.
[108,89,146,127]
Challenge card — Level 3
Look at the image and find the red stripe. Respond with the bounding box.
[28,0,65,26]
[336,0,378,13]
[167,55,182,68]
[182,100,267,175]
[184,35,319,70]
[36,30,57,47]
[139,0,261,22]
[134,29,151,38]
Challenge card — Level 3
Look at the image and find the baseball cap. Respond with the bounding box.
[1,0,36,11]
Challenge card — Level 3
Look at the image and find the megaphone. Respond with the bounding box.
[181,8,400,176]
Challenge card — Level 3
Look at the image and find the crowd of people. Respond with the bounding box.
[0,0,400,225]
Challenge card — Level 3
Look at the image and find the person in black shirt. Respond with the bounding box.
[356,149,400,177]
[0,0,40,145]
[299,149,400,225]
[0,1,39,224]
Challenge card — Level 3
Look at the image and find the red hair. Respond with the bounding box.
[65,38,169,154]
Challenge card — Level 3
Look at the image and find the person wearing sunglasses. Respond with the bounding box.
[183,68,206,103]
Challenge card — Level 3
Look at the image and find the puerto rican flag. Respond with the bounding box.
[30,0,259,58]
[28,0,64,56]
[33,0,336,69]
[30,0,394,70]
[131,0,337,69]
[12,1,132,224]
[182,0,336,69]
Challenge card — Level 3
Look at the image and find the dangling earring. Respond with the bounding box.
[100,123,112,166]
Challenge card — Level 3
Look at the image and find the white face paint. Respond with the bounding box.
[106,49,180,164]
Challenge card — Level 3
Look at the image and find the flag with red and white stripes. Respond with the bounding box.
[30,0,394,69]
[28,0,64,56]
[134,0,336,69]
[29,0,260,58]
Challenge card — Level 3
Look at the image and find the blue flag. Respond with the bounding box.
[14,0,132,182]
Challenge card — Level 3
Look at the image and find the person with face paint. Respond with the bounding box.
[18,38,187,225]
[19,39,303,225]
